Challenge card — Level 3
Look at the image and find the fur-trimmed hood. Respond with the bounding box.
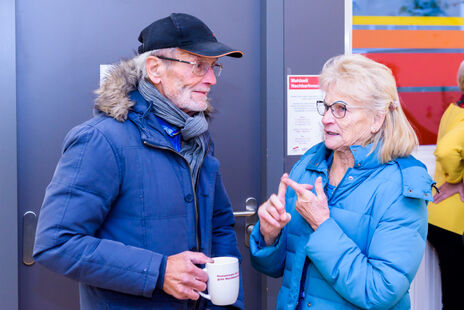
[94,59,212,122]
[94,59,142,122]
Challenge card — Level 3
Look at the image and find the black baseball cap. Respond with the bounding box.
[138,13,243,58]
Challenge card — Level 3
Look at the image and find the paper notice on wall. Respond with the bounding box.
[287,75,324,156]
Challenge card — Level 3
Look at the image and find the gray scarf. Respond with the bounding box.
[138,79,208,185]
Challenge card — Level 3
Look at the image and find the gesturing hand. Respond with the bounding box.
[283,176,330,231]
[433,182,464,204]
[162,251,213,300]
[258,174,293,246]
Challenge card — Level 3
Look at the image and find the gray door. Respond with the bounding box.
[16,1,261,309]
[264,1,346,309]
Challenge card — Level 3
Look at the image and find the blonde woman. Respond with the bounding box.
[250,54,434,309]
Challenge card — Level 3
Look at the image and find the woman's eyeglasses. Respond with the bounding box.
[316,100,363,119]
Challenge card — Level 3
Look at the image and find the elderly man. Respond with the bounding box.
[33,13,244,310]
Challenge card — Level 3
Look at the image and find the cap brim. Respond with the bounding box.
[180,41,243,58]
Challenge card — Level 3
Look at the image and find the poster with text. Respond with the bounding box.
[287,75,324,156]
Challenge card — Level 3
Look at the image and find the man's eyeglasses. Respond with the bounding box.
[316,100,364,119]
[156,55,222,78]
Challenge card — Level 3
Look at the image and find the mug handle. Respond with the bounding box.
[198,267,211,300]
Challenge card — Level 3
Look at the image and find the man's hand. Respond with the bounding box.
[433,182,464,204]
[162,251,213,300]
[258,174,293,246]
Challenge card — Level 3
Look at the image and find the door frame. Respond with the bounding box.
[262,1,285,201]
[261,1,285,308]
[0,0,19,309]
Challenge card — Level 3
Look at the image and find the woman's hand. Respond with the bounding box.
[258,174,292,246]
[283,176,330,231]
[433,181,464,204]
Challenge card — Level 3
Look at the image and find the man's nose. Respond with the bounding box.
[202,66,217,85]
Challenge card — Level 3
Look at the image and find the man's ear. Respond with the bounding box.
[146,56,163,84]
[371,112,386,134]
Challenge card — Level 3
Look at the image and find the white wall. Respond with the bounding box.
[410,145,442,310]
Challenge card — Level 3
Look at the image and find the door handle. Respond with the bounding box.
[233,210,256,217]
[22,211,37,266]
[233,197,258,247]
[233,197,257,217]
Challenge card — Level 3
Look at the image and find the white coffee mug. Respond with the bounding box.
[198,256,239,306]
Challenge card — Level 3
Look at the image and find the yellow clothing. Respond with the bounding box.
[428,103,464,234]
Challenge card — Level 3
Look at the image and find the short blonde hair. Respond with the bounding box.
[319,54,418,163]
[457,59,464,93]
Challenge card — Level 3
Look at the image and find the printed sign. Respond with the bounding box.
[287,75,324,156]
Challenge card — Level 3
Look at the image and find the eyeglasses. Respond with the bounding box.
[156,55,222,78]
[316,100,364,119]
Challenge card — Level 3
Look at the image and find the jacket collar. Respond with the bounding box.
[305,142,434,201]
[127,91,214,154]
[127,91,175,149]
[305,143,381,172]
[349,144,383,170]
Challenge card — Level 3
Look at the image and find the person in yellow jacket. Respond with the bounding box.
[428,60,464,310]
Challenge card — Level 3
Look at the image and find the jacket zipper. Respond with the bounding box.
[142,140,210,253]
[194,139,212,243]
[143,140,211,310]
[192,140,211,310]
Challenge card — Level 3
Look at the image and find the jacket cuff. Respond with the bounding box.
[252,222,282,249]
[155,255,167,290]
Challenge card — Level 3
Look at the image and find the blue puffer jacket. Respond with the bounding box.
[250,142,434,309]
[33,60,243,310]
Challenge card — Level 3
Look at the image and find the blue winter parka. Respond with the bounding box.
[250,142,434,310]
[33,60,243,310]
